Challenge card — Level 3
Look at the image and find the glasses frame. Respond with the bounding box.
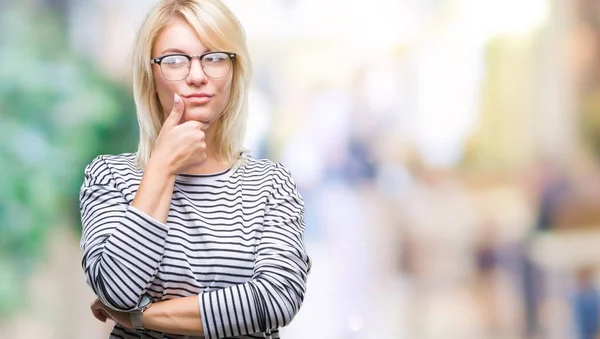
[151,51,237,81]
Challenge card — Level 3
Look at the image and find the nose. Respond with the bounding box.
[186,58,208,86]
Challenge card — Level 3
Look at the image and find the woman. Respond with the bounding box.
[79,0,311,338]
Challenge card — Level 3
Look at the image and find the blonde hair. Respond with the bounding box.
[131,0,251,169]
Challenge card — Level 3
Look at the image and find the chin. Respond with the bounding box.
[184,107,214,123]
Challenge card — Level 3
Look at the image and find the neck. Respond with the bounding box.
[182,156,227,175]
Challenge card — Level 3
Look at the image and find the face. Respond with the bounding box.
[152,17,233,125]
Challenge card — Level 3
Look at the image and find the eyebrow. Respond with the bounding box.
[159,48,208,55]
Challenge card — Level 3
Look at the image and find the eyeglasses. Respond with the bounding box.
[151,51,236,81]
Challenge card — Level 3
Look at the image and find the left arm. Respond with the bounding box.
[94,163,311,338]
[143,296,205,336]
[196,164,312,338]
[92,295,204,336]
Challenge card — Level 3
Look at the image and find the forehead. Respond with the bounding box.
[152,17,208,55]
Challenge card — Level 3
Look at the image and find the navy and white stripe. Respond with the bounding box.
[79,153,311,339]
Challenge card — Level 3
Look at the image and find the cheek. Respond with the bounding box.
[153,74,175,112]
[217,79,233,108]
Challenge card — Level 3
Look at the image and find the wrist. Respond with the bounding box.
[130,295,153,332]
[147,155,176,179]
[140,300,155,330]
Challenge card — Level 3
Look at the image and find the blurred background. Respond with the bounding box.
[3,0,600,338]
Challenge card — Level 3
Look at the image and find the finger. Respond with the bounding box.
[165,93,185,127]
[101,309,113,322]
[183,120,210,131]
[97,313,107,322]
[92,309,107,322]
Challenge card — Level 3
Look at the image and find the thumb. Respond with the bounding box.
[165,93,185,127]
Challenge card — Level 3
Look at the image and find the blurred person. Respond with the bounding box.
[473,219,526,338]
[572,266,600,339]
[78,1,311,338]
[522,159,570,338]
[400,160,493,338]
[279,86,353,241]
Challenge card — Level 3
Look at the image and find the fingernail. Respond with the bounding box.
[174,93,180,104]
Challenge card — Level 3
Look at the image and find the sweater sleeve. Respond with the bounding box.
[199,163,312,339]
[79,156,169,311]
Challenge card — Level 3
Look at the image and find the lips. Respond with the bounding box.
[182,93,213,104]
[183,93,213,98]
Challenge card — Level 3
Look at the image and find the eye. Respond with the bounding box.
[162,55,189,67]
[203,52,228,63]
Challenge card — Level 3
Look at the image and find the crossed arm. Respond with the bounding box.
[91,295,204,336]
[80,157,310,338]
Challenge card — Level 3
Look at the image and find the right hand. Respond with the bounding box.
[151,93,209,175]
[90,298,111,323]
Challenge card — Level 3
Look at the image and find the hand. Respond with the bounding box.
[151,93,210,175]
[90,298,133,329]
[90,298,111,323]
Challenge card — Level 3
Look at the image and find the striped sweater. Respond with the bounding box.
[79,153,311,339]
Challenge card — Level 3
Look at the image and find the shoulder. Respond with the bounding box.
[82,153,140,185]
[239,154,300,199]
[239,153,296,182]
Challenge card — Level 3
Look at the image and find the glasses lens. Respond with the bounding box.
[160,55,190,81]
[201,52,232,78]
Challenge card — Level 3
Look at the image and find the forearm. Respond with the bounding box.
[80,156,173,311]
[143,296,204,336]
[84,206,170,310]
[131,157,176,224]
